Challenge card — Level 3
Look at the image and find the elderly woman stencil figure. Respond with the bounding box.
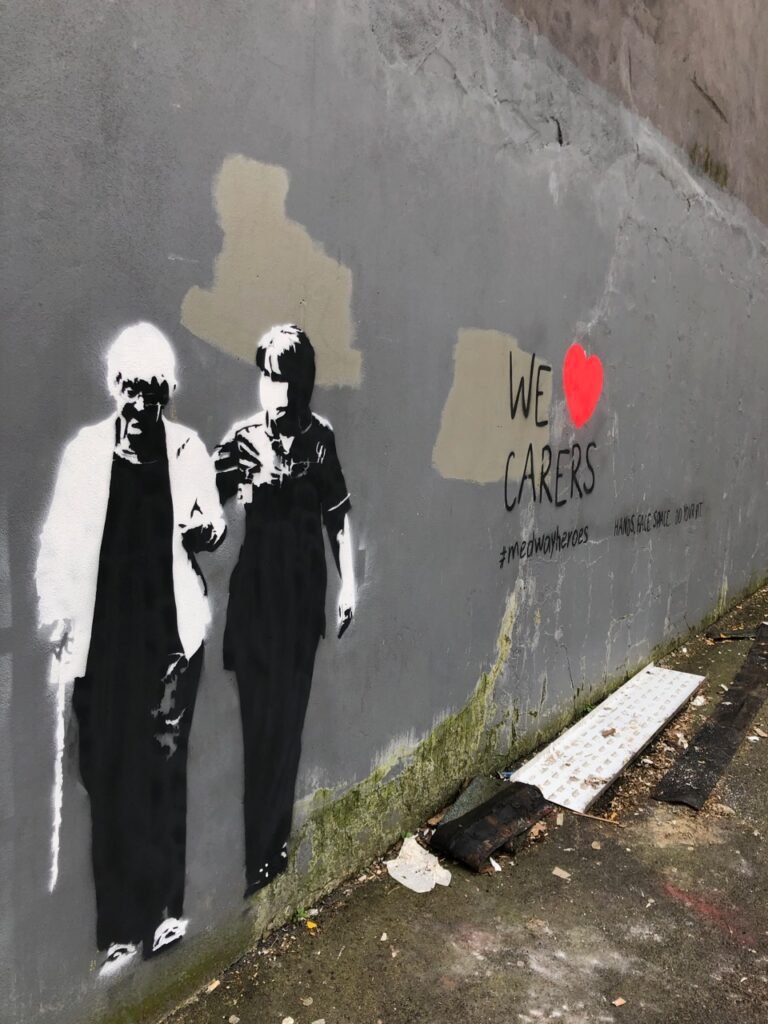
[215,324,356,897]
[36,323,225,974]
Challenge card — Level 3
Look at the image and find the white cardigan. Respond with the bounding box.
[36,416,226,680]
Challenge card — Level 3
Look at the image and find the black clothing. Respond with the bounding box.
[216,414,350,891]
[72,450,200,953]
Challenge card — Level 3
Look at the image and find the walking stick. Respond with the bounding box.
[49,645,68,893]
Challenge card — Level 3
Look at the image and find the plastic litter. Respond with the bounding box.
[385,836,451,892]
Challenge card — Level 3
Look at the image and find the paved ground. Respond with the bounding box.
[165,587,768,1024]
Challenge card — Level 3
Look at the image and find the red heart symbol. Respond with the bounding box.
[563,342,603,428]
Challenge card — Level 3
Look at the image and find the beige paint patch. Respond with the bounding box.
[432,329,551,483]
[181,155,361,387]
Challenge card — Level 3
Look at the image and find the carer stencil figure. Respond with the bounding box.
[36,323,226,974]
[215,324,356,897]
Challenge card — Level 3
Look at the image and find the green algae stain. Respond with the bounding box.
[112,570,768,1024]
[238,588,522,938]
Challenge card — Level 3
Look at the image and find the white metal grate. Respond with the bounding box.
[508,664,704,813]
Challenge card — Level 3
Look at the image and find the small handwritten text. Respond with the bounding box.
[614,501,704,537]
[499,524,590,568]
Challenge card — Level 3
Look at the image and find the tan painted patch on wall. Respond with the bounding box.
[433,329,551,483]
[181,156,361,387]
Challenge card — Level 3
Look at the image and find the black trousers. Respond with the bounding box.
[72,645,203,952]
[231,631,320,894]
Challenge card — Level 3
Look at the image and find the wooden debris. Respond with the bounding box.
[713,803,736,816]
[552,866,571,880]
[431,782,554,871]
[706,630,757,642]
[570,809,627,828]
[654,625,768,810]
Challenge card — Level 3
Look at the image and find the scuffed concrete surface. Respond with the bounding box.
[504,0,768,222]
[166,586,768,1024]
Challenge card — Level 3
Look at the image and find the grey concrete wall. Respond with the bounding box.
[1,1,767,1021]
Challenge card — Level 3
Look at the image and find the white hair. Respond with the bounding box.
[106,322,178,398]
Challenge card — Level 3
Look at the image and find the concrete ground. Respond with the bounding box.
[166,587,768,1024]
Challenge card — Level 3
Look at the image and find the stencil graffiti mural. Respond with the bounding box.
[36,323,226,974]
[215,324,356,897]
[562,342,604,429]
[503,343,600,512]
[433,329,609,570]
[432,329,603,511]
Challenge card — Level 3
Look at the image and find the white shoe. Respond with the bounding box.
[151,916,188,954]
[99,942,138,977]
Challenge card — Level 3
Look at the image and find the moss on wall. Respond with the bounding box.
[98,569,768,1024]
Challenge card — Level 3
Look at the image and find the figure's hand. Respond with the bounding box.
[235,432,263,474]
[237,430,283,487]
[337,579,355,638]
[182,522,217,553]
[44,618,73,659]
